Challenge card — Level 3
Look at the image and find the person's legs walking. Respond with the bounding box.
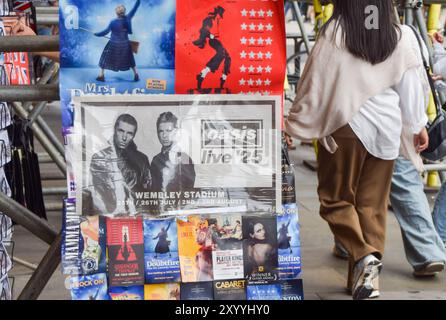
[318,125,386,299]
[433,182,446,247]
[390,157,446,275]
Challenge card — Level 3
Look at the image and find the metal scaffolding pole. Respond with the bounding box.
[0,36,59,52]
[17,233,62,300]
[0,85,60,102]
[0,192,58,245]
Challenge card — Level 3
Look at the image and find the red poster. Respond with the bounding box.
[106,217,145,287]
[175,0,286,95]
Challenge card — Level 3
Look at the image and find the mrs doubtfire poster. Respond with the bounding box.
[59,0,176,128]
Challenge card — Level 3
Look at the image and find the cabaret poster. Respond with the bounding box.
[59,0,176,128]
[73,94,281,217]
[175,0,285,95]
[106,217,145,287]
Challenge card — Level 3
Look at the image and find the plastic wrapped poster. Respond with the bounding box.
[62,199,107,275]
[280,279,304,301]
[180,281,213,300]
[175,0,285,95]
[213,279,246,300]
[210,214,244,280]
[177,215,214,283]
[144,283,180,300]
[106,216,145,287]
[246,283,281,300]
[242,215,278,284]
[109,285,144,300]
[277,203,301,279]
[70,273,110,300]
[143,217,180,283]
[59,0,176,128]
[73,94,281,217]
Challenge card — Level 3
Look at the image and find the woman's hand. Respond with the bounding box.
[414,127,429,153]
[429,32,445,44]
[432,74,444,81]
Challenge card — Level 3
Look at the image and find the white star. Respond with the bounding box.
[264,78,271,86]
[249,51,256,59]
[265,51,272,59]
[248,65,255,73]
[265,65,272,73]
[256,66,263,73]
[241,23,248,31]
[258,23,264,31]
[249,23,256,31]
[250,9,256,17]
[255,91,261,95]
[263,90,270,95]
[267,9,273,17]
[257,52,264,59]
[265,37,273,45]
[249,37,256,45]
[241,9,248,17]
[258,9,265,17]
[240,37,247,45]
[257,37,264,45]
[248,79,254,86]
[240,51,247,59]
[266,23,273,31]
[240,65,247,73]
[256,79,263,86]
[247,91,253,95]
[239,78,246,86]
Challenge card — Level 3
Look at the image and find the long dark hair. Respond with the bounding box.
[320,0,401,65]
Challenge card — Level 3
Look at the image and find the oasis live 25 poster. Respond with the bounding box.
[175,0,285,95]
[73,95,281,217]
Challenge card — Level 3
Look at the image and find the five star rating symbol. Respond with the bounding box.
[238,6,278,93]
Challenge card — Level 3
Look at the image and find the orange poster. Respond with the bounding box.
[177,215,214,282]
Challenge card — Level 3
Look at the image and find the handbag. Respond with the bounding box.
[409,25,446,161]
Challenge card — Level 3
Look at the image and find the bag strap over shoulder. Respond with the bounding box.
[407,24,443,116]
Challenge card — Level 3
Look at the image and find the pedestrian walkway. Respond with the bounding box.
[292,144,446,300]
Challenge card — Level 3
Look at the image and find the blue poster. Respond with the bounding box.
[70,273,110,300]
[143,218,180,283]
[246,284,282,300]
[280,279,304,301]
[109,286,144,300]
[277,203,301,279]
[59,0,176,127]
